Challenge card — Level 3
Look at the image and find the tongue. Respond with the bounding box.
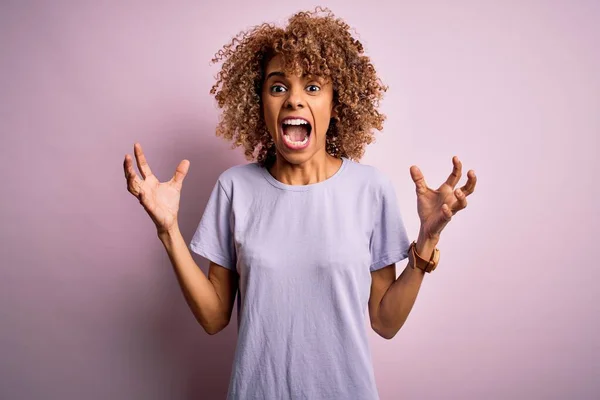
[284,125,308,141]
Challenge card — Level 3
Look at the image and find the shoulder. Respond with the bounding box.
[342,158,394,193]
[215,162,263,196]
[217,162,261,182]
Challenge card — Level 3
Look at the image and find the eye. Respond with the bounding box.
[306,85,321,92]
[270,84,287,94]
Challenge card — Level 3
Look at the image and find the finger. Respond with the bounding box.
[460,170,477,196]
[452,188,468,212]
[134,142,154,180]
[171,159,190,187]
[124,154,143,196]
[443,156,462,188]
[410,165,428,195]
[441,203,453,221]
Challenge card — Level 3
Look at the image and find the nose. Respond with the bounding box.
[284,88,304,109]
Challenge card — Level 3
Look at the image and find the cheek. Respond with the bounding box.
[261,100,279,131]
[311,101,334,134]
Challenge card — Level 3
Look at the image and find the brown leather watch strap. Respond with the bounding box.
[408,240,440,273]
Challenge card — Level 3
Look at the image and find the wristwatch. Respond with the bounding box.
[408,240,440,273]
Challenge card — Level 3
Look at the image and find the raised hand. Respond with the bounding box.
[124,143,190,235]
[410,156,477,241]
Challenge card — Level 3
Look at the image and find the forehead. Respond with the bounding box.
[264,54,326,81]
[265,54,284,70]
[264,54,299,76]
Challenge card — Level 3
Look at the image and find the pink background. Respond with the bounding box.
[1,1,598,399]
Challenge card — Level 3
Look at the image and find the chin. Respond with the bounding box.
[277,150,311,165]
[275,144,327,166]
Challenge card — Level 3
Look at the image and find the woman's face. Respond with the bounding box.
[261,54,336,165]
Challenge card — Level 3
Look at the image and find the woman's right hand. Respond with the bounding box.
[123,143,190,235]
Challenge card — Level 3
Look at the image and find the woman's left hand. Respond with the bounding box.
[410,156,477,241]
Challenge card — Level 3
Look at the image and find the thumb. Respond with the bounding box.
[171,159,190,187]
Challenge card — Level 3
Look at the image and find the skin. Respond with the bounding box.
[124,144,236,334]
[259,54,477,338]
[370,157,477,339]
[261,54,342,185]
[123,55,478,338]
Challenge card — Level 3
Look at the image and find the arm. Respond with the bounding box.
[122,143,238,335]
[369,156,476,339]
[159,224,238,335]
[369,230,438,339]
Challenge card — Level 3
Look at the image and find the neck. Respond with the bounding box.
[269,151,342,186]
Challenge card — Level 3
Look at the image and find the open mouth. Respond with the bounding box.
[280,118,312,149]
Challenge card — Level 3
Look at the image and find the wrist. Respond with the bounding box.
[416,228,439,258]
[158,223,181,242]
[407,228,441,274]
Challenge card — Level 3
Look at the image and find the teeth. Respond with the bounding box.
[283,133,309,146]
[282,118,308,126]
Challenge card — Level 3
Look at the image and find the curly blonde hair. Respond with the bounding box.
[210,7,388,167]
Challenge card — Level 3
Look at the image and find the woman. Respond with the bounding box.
[124,7,477,400]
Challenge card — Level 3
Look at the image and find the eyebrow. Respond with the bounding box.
[265,71,320,81]
[266,71,287,80]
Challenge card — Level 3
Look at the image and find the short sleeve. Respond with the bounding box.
[189,180,236,270]
[369,176,411,272]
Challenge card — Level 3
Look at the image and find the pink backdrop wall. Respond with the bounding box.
[2,1,598,399]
